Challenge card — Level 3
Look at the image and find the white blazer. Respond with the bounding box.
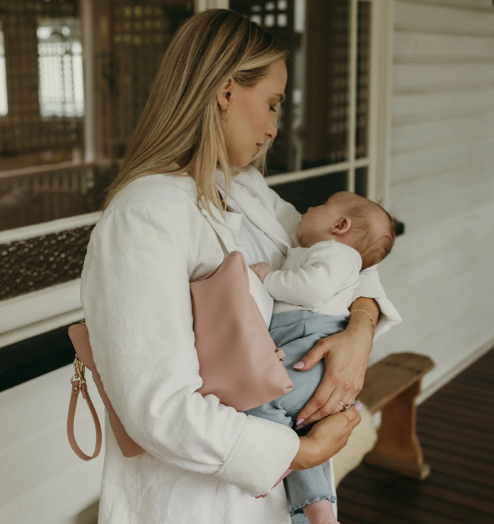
[80,166,401,524]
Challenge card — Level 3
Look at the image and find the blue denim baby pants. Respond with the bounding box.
[244,309,348,517]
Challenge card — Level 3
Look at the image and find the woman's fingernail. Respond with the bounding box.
[295,424,304,430]
[293,361,304,369]
[296,418,305,425]
[354,402,362,412]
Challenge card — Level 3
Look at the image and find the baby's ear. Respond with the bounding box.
[333,217,352,234]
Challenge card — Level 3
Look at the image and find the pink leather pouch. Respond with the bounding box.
[191,249,293,411]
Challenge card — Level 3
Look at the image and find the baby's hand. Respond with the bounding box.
[249,262,275,283]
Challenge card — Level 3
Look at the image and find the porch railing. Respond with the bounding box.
[0,161,96,231]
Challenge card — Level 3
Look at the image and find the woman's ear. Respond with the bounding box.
[217,76,234,111]
[332,217,352,235]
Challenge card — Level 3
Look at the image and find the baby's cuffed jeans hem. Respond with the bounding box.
[289,495,337,516]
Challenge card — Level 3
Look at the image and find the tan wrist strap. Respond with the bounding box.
[67,378,102,461]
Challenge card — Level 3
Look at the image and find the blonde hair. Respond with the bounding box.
[100,8,289,224]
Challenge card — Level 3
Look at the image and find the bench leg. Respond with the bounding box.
[364,380,430,479]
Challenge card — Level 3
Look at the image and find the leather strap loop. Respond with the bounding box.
[67,379,102,461]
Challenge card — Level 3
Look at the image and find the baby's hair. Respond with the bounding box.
[344,198,396,270]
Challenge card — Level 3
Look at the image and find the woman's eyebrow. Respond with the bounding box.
[275,93,285,103]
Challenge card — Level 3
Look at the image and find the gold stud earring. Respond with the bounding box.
[221,107,230,121]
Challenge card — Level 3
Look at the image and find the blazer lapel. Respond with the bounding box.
[215,169,292,257]
[171,170,293,257]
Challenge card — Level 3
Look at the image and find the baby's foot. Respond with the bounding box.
[301,498,340,524]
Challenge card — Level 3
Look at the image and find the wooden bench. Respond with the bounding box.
[358,352,435,480]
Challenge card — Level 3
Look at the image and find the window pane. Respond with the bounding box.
[230,0,351,175]
[268,171,348,214]
[356,1,370,159]
[98,0,194,159]
[0,0,193,231]
[37,18,84,118]
[0,1,83,171]
[355,166,367,197]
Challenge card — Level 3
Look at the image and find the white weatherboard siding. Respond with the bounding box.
[1,1,494,523]
[373,0,494,402]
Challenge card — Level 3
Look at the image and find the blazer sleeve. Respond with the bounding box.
[352,264,402,339]
[80,198,300,497]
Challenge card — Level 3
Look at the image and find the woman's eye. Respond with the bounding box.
[269,105,277,113]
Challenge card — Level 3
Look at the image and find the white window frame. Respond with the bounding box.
[0,0,393,348]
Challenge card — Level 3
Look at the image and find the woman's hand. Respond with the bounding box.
[297,404,362,469]
[293,297,379,429]
[249,262,275,283]
[255,405,362,498]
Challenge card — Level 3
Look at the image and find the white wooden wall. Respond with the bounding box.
[2,1,494,522]
[372,0,494,403]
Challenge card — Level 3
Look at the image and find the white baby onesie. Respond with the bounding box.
[262,239,363,318]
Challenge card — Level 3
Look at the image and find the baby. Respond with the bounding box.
[246,191,396,524]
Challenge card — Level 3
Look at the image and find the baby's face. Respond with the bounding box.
[296,192,361,248]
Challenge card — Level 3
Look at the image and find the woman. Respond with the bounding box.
[80,9,401,524]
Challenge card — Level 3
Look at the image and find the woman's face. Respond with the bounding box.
[217,59,287,167]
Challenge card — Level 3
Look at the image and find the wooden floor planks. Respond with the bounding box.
[336,348,494,524]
